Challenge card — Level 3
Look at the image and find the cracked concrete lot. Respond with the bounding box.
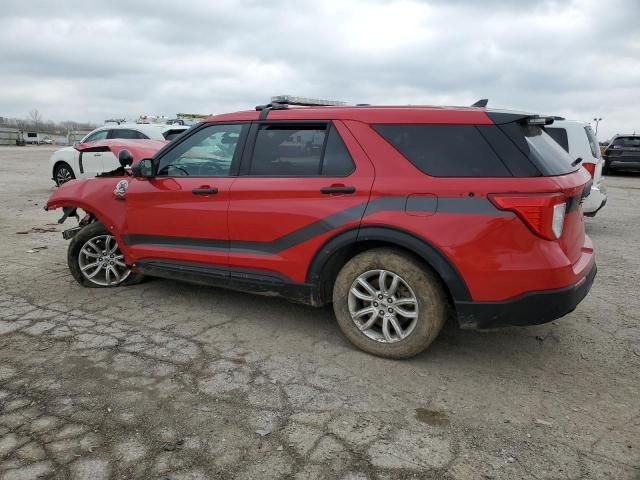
[0,146,638,479]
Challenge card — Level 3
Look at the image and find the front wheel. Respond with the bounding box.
[67,222,144,288]
[332,248,447,359]
[54,162,75,186]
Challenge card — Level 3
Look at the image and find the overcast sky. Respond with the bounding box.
[1,0,638,139]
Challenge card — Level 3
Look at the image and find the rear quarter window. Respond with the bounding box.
[373,124,512,177]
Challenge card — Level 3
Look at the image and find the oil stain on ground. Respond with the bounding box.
[415,408,450,427]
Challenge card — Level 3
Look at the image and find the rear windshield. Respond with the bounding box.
[612,136,640,147]
[373,122,576,177]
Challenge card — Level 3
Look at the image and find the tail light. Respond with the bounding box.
[582,162,595,178]
[489,193,566,240]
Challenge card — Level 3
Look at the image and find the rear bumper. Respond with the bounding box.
[608,157,640,169]
[455,261,596,330]
[583,183,607,216]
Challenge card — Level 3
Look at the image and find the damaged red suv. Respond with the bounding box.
[45,96,596,358]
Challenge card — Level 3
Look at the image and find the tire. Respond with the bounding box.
[67,222,144,288]
[54,162,75,186]
[332,248,447,359]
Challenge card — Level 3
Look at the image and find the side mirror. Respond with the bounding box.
[118,149,134,168]
[131,158,154,178]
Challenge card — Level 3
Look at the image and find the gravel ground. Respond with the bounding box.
[0,146,638,480]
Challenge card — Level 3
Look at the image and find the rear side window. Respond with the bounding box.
[321,126,355,176]
[545,127,569,152]
[110,129,148,140]
[248,123,354,176]
[373,124,511,177]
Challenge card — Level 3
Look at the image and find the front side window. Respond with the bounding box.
[83,130,108,143]
[157,124,245,177]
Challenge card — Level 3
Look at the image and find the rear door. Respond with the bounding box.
[121,123,249,269]
[227,120,375,283]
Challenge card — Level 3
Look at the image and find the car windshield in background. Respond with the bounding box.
[612,136,640,147]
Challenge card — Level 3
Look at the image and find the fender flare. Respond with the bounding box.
[45,199,120,237]
[306,225,471,302]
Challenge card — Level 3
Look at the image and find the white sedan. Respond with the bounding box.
[49,123,188,185]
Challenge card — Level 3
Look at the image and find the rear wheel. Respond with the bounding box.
[68,222,143,288]
[54,162,75,186]
[332,248,447,359]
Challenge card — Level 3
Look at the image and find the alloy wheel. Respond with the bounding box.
[56,166,73,185]
[77,234,131,286]
[348,269,419,343]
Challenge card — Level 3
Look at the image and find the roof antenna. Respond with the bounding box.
[471,99,488,108]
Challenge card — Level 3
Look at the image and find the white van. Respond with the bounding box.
[546,120,607,217]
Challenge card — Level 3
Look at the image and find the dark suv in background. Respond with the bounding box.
[603,134,640,174]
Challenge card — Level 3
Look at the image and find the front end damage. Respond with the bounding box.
[44,176,129,247]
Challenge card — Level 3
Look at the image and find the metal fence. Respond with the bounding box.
[0,127,19,146]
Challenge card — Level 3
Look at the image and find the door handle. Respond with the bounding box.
[320,185,356,194]
[192,187,218,195]
[94,153,102,157]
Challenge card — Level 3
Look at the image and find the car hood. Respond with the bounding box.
[53,146,76,155]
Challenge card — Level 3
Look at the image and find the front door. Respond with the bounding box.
[77,129,109,177]
[228,120,375,283]
[121,123,249,270]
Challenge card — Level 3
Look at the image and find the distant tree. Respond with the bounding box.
[28,109,43,133]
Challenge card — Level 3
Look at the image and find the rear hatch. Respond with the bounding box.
[486,112,590,265]
[606,135,640,161]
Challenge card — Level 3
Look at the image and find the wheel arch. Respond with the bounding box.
[52,159,75,177]
[306,225,471,305]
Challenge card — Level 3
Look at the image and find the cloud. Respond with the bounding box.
[0,0,638,139]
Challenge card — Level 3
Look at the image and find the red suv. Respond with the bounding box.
[46,96,596,358]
